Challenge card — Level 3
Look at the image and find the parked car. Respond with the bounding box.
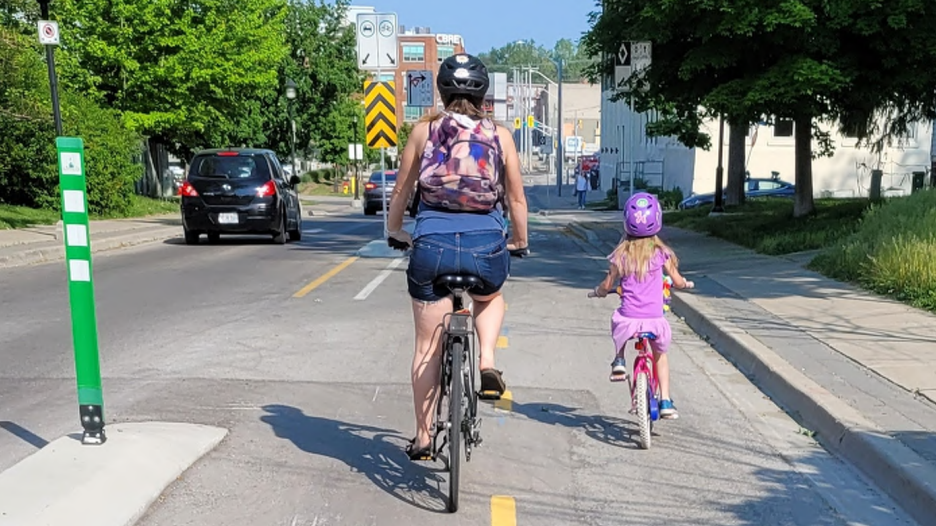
[363,170,418,216]
[179,148,303,245]
[678,172,795,209]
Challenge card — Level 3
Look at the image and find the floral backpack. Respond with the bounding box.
[417,112,504,212]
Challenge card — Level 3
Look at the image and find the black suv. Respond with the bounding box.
[179,148,303,244]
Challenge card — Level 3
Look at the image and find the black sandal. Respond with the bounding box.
[479,369,506,400]
[405,438,433,462]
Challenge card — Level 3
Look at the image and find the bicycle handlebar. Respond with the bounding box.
[587,280,694,298]
[387,237,531,258]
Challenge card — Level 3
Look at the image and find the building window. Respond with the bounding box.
[404,105,424,122]
[403,44,425,63]
[378,73,394,83]
[773,119,794,137]
[437,45,455,61]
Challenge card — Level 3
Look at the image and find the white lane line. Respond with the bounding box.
[354,257,405,300]
[303,228,323,234]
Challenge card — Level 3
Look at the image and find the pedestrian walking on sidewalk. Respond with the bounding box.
[576,171,588,209]
[591,192,694,419]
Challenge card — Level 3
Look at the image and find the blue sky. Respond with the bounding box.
[347,1,597,52]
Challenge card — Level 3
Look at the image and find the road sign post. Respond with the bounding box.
[36,1,63,136]
[364,80,397,236]
[57,137,106,445]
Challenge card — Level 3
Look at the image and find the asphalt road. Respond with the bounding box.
[0,192,918,526]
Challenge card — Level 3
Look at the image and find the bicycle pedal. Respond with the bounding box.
[609,373,628,382]
[479,390,502,400]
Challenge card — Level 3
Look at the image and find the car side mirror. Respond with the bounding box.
[289,175,301,187]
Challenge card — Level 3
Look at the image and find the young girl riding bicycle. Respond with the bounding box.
[591,192,693,419]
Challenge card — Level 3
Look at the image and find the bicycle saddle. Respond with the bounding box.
[434,274,483,289]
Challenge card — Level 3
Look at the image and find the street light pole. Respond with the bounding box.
[285,78,298,180]
[37,0,63,136]
[556,57,564,196]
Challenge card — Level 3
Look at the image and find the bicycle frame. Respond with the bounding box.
[430,285,480,459]
[628,333,661,421]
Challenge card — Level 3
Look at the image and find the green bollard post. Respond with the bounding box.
[56,137,107,445]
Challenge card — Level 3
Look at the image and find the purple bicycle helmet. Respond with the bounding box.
[623,192,663,237]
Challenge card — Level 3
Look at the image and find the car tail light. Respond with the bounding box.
[217,151,239,156]
[364,182,377,190]
[256,180,277,197]
[179,181,199,197]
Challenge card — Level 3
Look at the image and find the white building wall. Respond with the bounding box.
[691,119,932,198]
[599,67,932,201]
[598,84,695,196]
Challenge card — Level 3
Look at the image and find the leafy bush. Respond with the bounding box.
[1,27,143,216]
[64,93,143,216]
[810,189,936,312]
[301,168,339,184]
[666,198,869,255]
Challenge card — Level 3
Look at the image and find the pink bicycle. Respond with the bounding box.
[588,276,690,449]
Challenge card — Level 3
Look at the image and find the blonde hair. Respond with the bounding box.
[609,235,678,282]
[419,96,507,128]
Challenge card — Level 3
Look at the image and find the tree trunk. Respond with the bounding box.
[726,119,747,206]
[793,114,815,217]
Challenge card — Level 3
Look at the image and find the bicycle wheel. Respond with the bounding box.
[635,370,651,450]
[447,339,464,513]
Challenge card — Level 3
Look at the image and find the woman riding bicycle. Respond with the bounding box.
[385,53,529,460]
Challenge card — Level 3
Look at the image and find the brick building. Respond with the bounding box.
[386,26,466,125]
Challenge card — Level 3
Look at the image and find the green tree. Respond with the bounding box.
[267,0,365,166]
[57,0,290,158]
[478,38,595,83]
[584,0,936,217]
[1,26,142,213]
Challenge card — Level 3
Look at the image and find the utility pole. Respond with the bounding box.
[556,58,564,196]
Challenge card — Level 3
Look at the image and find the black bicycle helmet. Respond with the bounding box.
[437,53,489,101]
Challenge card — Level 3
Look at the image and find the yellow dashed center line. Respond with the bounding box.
[491,495,517,525]
[496,335,509,349]
[494,389,513,412]
[293,256,359,298]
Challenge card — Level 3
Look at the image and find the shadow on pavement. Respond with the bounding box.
[259,404,450,513]
[0,421,48,448]
[504,401,642,449]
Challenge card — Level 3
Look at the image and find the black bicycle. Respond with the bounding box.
[389,237,528,512]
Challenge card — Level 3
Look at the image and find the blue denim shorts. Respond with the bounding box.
[406,230,510,302]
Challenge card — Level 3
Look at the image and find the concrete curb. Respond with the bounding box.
[568,218,936,524]
[0,421,227,526]
[0,226,180,270]
[566,221,599,245]
[671,269,936,526]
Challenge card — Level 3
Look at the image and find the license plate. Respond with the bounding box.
[217,213,238,224]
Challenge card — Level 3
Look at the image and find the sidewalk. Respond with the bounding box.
[0,215,182,269]
[0,198,352,270]
[526,185,936,524]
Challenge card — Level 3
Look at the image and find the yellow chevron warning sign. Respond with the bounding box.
[364,80,397,149]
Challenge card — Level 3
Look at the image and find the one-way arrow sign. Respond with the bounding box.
[406,70,433,108]
[386,53,396,66]
[410,72,427,87]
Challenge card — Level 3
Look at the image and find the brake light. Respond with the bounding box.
[256,180,277,197]
[364,182,377,190]
[217,151,239,156]
[179,181,199,197]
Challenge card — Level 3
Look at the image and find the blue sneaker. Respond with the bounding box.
[660,399,679,419]
[610,357,627,377]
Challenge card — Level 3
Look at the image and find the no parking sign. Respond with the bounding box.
[38,20,59,45]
